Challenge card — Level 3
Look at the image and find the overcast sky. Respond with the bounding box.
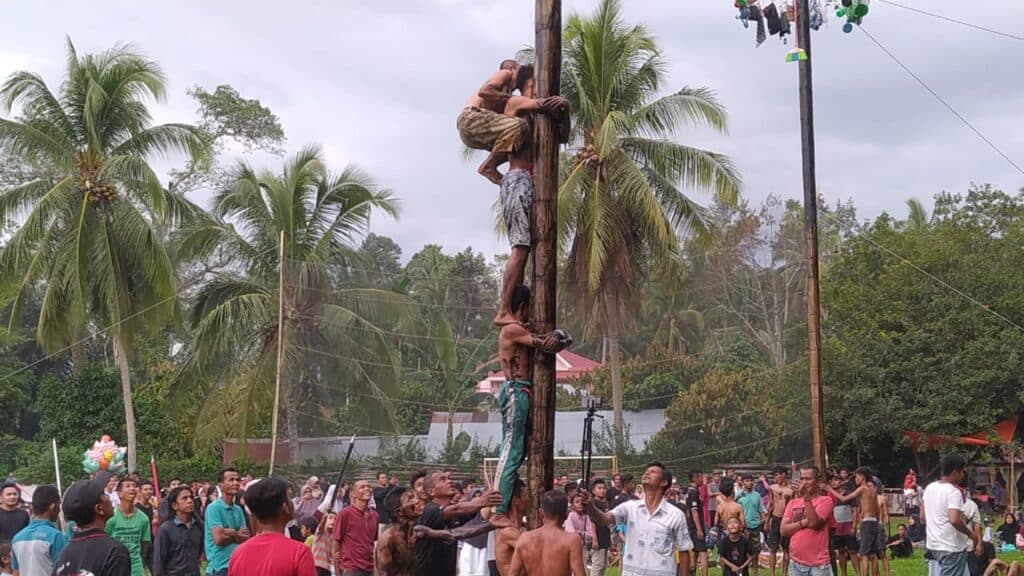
[2,0,1022,261]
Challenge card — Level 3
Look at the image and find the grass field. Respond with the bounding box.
[602,550,1024,576]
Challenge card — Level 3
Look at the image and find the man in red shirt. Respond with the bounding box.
[228,477,316,576]
[334,480,378,576]
[781,466,834,576]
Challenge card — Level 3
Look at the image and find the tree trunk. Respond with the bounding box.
[114,337,137,473]
[286,369,301,466]
[604,288,625,453]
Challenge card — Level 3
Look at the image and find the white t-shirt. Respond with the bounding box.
[961,498,980,551]
[922,481,965,552]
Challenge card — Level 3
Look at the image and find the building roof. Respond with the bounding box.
[477,350,602,391]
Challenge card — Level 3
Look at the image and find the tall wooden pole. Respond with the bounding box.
[269,230,286,475]
[527,0,561,528]
[796,0,827,471]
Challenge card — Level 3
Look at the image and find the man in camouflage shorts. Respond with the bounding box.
[458,59,530,185]
[492,64,568,326]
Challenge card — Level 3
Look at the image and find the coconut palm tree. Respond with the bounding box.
[559,0,742,443]
[902,197,932,231]
[173,145,407,459]
[0,40,207,472]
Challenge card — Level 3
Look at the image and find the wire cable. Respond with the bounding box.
[876,0,1024,42]
[858,26,1024,177]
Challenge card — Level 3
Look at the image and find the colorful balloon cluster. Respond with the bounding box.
[836,0,870,32]
[81,435,127,475]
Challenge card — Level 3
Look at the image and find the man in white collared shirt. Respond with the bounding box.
[584,461,693,576]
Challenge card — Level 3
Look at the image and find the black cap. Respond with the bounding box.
[63,471,112,524]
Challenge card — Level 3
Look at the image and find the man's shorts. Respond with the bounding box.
[457,107,528,153]
[858,519,882,557]
[746,528,762,551]
[768,516,790,551]
[831,532,858,552]
[690,527,708,553]
[500,169,533,248]
[789,560,834,576]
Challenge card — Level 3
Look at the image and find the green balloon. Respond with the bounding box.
[854,3,869,16]
[836,7,847,17]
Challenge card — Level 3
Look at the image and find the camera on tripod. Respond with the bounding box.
[580,395,604,490]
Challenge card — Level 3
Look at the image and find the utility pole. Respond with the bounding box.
[796,0,827,471]
[527,0,561,528]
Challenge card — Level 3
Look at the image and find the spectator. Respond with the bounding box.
[228,477,316,576]
[310,513,335,576]
[153,486,203,576]
[607,474,622,503]
[611,474,636,508]
[414,472,500,576]
[0,542,12,576]
[588,478,612,576]
[885,524,913,558]
[923,454,979,576]
[373,473,395,538]
[105,478,151,576]
[708,472,722,527]
[293,485,321,525]
[53,471,131,575]
[563,493,596,567]
[585,462,693,576]
[687,470,710,576]
[10,485,65,576]
[205,467,250,576]
[997,514,1019,548]
[719,517,754,576]
[780,466,834,576]
[0,483,29,543]
[907,514,925,546]
[333,480,377,576]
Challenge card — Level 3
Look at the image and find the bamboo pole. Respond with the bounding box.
[269,230,286,475]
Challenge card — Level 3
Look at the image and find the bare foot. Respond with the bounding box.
[493,312,518,326]
[489,513,512,529]
[479,165,503,185]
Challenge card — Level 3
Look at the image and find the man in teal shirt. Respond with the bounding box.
[204,467,249,576]
[736,473,766,576]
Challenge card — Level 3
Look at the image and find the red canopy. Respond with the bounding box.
[902,415,1019,451]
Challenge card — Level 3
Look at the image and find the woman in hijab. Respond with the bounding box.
[997,513,1019,548]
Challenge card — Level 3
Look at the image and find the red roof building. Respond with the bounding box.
[476,350,602,395]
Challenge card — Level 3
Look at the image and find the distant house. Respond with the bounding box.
[476,350,602,396]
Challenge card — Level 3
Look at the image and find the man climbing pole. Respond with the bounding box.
[492,64,568,327]
[489,284,572,529]
[457,59,564,184]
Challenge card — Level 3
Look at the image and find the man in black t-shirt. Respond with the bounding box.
[966,540,996,576]
[54,471,131,576]
[0,483,29,543]
[610,474,636,509]
[884,524,913,559]
[413,471,500,576]
[687,470,709,576]
[373,472,395,536]
[590,479,613,576]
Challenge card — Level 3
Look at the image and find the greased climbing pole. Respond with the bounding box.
[526,0,561,528]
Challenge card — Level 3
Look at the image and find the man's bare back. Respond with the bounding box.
[465,68,516,111]
[859,485,880,518]
[510,525,585,576]
[496,525,524,576]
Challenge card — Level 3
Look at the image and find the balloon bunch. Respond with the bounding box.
[81,435,127,475]
[836,0,869,33]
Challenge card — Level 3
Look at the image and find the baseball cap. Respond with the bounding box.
[63,471,112,524]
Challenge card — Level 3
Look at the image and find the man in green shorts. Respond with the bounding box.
[488,285,572,528]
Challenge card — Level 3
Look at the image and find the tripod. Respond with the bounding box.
[580,405,603,490]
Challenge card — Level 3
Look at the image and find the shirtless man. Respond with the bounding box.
[717,478,746,531]
[493,64,568,326]
[377,486,498,576]
[876,485,891,576]
[495,481,529,576]
[509,490,585,576]
[489,285,572,529]
[458,60,563,184]
[768,467,795,576]
[828,467,881,576]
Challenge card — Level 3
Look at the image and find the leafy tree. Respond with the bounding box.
[0,41,207,471]
[823,185,1024,468]
[0,329,33,436]
[558,0,741,445]
[355,233,403,288]
[174,145,406,459]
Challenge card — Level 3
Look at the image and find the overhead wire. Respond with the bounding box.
[857,26,1024,177]
[875,0,1024,42]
